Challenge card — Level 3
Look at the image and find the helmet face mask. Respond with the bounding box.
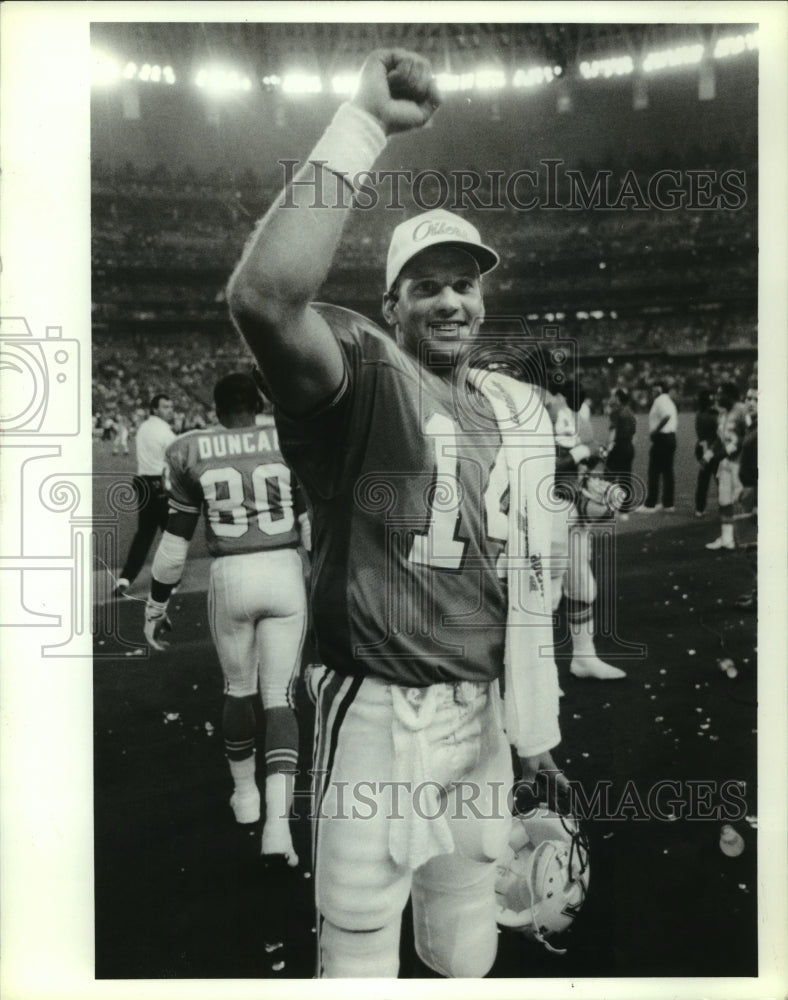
[495,808,590,952]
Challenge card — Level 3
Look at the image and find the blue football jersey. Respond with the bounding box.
[275,304,512,686]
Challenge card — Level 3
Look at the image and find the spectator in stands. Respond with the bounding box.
[693,387,719,517]
[637,379,678,513]
[606,388,637,520]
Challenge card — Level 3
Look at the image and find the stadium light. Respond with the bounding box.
[196,66,252,94]
[714,30,759,59]
[91,49,121,86]
[123,61,176,84]
[474,68,506,91]
[435,72,475,93]
[331,74,360,96]
[512,66,558,87]
[579,55,634,79]
[642,44,704,73]
[282,73,322,94]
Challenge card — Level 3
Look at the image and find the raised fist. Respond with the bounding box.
[352,49,441,135]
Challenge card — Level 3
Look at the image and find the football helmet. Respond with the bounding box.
[576,469,626,523]
[495,808,590,953]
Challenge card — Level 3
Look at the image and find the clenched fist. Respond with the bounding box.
[352,49,441,135]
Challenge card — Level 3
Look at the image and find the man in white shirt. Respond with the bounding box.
[114,393,176,596]
[637,379,678,513]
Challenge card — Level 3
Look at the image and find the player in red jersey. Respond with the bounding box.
[144,373,309,866]
[227,50,565,977]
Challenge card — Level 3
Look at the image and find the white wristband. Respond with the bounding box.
[151,530,189,585]
[308,102,387,192]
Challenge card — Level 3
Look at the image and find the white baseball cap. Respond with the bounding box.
[385,209,499,291]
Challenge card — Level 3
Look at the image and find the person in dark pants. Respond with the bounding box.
[606,388,637,520]
[694,387,719,516]
[637,379,678,513]
[114,394,176,596]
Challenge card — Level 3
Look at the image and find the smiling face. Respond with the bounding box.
[382,245,485,376]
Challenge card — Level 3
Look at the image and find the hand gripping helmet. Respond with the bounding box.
[495,808,590,954]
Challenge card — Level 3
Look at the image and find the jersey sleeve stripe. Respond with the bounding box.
[168,499,200,514]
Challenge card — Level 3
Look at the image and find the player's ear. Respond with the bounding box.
[381,290,397,328]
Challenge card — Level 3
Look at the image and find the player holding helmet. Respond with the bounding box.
[227,49,572,977]
[544,379,627,681]
[144,372,310,866]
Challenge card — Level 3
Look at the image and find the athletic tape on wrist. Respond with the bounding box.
[307,102,387,192]
[151,530,189,585]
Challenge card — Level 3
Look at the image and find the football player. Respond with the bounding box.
[544,380,626,681]
[226,49,566,978]
[705,381,747,550]
[144,372,310,866]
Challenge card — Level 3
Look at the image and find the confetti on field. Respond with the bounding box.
[602,832,615,840]
[272,960,285,972]
[688,649,696,656]
[581,752,590,758]
[673,585,679,590]
[650,695,657,700]
[304,872,312,879]
[572,713,582,720]
[695,707,703,713]
[264,941,283,954]
[644,683,651,689]
[204,722,214,734]
[165,712,180,722]
[667,633,674,638]
[655,716,664,723]
[700,723,710,730]
[745,816,758,828]
[659,669,667,675]
[738,884,749,894]
[192,684,199,690]
[709,735,719,742]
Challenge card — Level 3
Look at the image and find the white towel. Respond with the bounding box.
[388,685,455,869]
[468,369,562,759]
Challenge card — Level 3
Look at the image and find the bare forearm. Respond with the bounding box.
[227,167,353,322]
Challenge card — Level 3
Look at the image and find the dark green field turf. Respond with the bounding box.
[93,413,758,979]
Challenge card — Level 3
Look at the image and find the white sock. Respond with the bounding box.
[228,755,257,797]
[262,772,298,864]
[570,615,596,659]
[722,523,734,546]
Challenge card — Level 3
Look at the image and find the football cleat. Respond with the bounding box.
[495,807,590,953]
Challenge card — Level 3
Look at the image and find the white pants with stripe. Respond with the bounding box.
[312,671,513,978]
[208,547,306,706]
